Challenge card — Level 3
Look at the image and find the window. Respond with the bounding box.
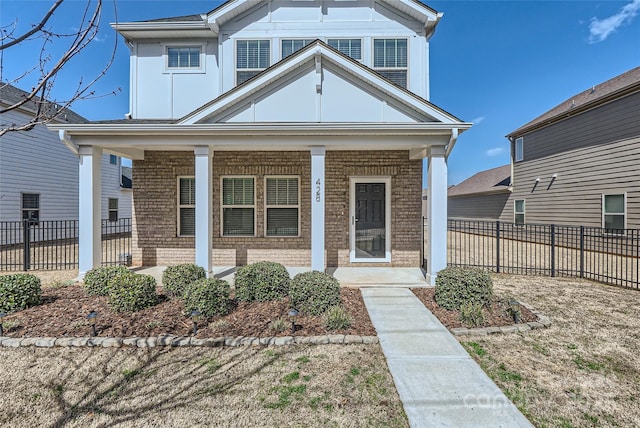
[22,193,40,224]
[328,39,362,60]
[178,177,195,236]
[281,39,314,58]
[373,38,408,87]
[265,177,299,237]
[515,137,524,162]
[222,177,255,236]
[109,154,118,165]
[514,199,525,224]
[167,46,201,68]
[603,194,625,232]
[108,198,118,222]
[236,40,270,84]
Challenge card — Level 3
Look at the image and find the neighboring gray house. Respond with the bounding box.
[0,84,132,224]
[447,164,511,220]
[505,66,640,229]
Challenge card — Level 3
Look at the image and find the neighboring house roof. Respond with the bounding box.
[121,166,132,189]
[0,83,88,124]
[448,165,511,197]
[507,66,640,138]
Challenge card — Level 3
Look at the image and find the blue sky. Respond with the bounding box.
[2,0,639,184]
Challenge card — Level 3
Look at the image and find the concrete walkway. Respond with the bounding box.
[361,288,533,428]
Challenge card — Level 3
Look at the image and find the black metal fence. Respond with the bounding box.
[424,218,640,289]
[0,218,132,271]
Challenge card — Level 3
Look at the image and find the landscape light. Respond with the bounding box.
[190,310,202,335]
[509,300,521,324]
[87,311,98,337]
[0,312,6,336]
[288,308,299,334]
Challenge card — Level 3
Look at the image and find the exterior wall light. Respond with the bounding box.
[288,308,299,334]
[87,311,98,337]
[190,310,202,335]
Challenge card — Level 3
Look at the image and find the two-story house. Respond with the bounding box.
[0,84,132,227]
[505,66,640,230]
[50,0,471,283]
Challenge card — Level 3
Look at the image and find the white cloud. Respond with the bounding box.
[471,116,485,124]
[589,0,640,43]
[485,147,505,157]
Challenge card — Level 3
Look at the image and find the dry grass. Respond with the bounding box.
[0,345,407,428]
[0,269,78,287]
[461,274,640,428]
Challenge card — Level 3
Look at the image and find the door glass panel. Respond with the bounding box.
[355,183,385,259]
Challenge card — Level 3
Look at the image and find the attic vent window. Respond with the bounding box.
[236,40,270,85]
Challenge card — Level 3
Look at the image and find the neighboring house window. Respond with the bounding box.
[236,40,270,84]
[281,39,314,58]
[22,193,40,224]
[109,154,118,165]
[328,39,362,60]
[373,38,408,87]
[265,177,299,237]
[222,177,255,236]
[515,137,524,162]
[514,199,525,224]
[108,198,118,222]
[178,177,195,236]
[167,46,201,68]
[603,194,625,232]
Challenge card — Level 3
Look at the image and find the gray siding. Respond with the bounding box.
[448,193,510,220]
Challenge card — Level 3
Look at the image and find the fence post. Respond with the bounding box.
[495,220,500,273]
[22,219,31,271]
[579,226,584,278]
[551,224,556,277]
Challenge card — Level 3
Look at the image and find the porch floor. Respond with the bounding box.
[132,266,428,287]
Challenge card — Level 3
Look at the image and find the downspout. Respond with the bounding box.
[59,130,79,156]
[444,128,458,159]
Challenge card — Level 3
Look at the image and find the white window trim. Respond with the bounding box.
[602,193,626,233]
[108,198,119,222]
[177,176,195,237]
[220,176,257,237]
[235,39,271,85]
[327,38,363,61]
[264,176,301,238]
[514,199,525,225]
[515,137,524,162]
[372,38,409,87]
[162,43,207,74]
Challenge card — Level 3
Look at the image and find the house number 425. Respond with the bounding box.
[315,179,321,202]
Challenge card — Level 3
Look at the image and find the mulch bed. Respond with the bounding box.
[2,285,539,339]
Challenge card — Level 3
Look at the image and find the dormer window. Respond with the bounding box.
[328,39,362,61]
[167,47,201,68]
[282,39,314,59]
[236,40,270,85]
[373,38,408,88]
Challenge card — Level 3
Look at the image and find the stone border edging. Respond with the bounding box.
[0,334,378,348]
[449,301,552,337]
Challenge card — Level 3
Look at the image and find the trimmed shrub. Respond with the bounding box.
[183,278,230,317]
[108,273,158,312]
[434,266,493,311]
[289,271,341,316]
[162,264,206,298]
[459,301,486,328]
[323,305,353,331]
[83,265,130,296]
[234,261,290,302]
[0,273,42,313]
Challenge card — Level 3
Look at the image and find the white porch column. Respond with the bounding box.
[78,146,102,279]
[311,147,326,271]
[426,146,448,285]
[194,146,213,276]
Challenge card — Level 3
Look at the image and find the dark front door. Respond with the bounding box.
[355,182,386,259]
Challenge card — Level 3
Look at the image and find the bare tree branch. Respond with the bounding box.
[0,0,119,136]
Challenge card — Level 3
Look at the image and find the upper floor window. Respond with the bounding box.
[281,39,314,59]
[167,46,201,68]
[236,40,270,85]
[109,154,118,165]
[603,194,625,232]
[22,193,40,224]
[515,137,524,162]
[177,177,195,237]
[373,38,407,88]
[328,39,362,61]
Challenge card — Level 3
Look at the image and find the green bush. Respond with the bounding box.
[108,273,158,312]
[162,264,206,298]
[83,265,130,296]
[234,261,290,302]
[183,278,230,317]
[459,301,486,328]
[289,271,341,316]
[323,305,353,331]
[0,274,42,313]
[434,266,493,311]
